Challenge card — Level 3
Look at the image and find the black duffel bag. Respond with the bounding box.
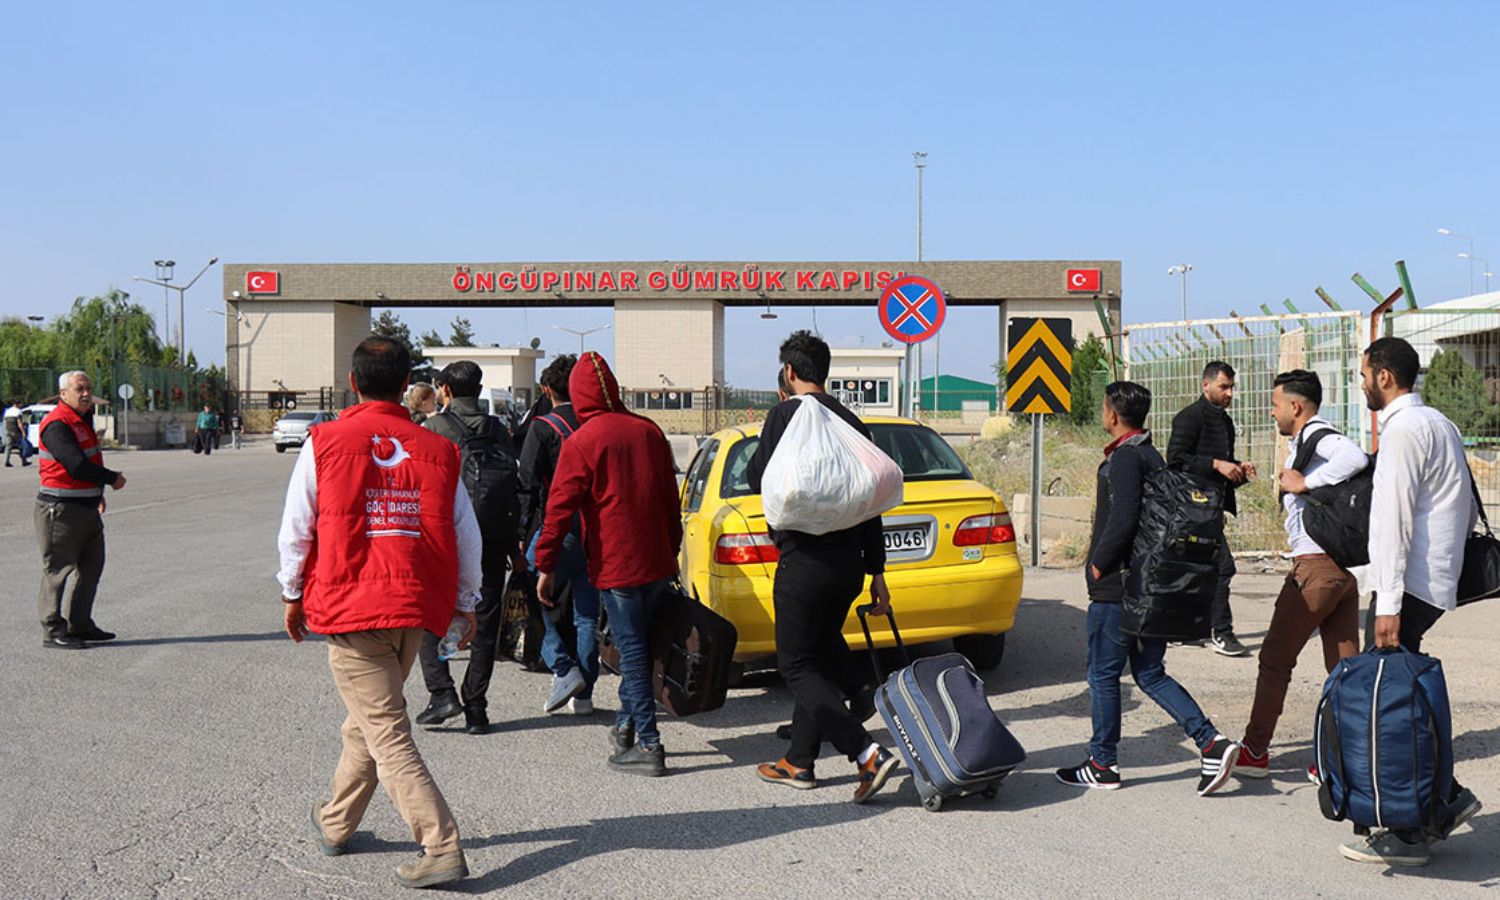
[1122,466,1225,641]
[1459,472,1500,607]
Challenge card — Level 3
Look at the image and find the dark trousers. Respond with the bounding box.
[419,546,510,709]
[1361,594,1464,841]
[1212,535,1236,638]
[35,499,105,637]
[774,551,873,770]
[1242,555,1359,756]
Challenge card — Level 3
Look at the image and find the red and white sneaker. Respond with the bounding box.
[1235,745,1270,779]
[1307,765,1322,786]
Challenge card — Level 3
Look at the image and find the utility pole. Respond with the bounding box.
[912,151,927,419]
[1168,263,1193,320]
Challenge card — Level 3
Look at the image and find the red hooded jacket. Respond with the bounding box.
[534,353,682,590]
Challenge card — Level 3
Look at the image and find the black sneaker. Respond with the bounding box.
[462,705,489,735]
[609,742,666,777]
[42,633,87,650]
[1055,758,1121,790]
[1198,736,1239,796]
[414,691,462,727]
[608,723,635,756]
[1211,633,1250,657]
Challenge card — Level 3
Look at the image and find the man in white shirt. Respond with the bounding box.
[1234,370,1366,779]
[1340,337,1481,868]
[277,336,483,889]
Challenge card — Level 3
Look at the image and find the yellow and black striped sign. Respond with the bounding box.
[1006,317,1072,414]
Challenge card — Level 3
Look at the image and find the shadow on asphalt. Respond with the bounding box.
[96,631,288,647]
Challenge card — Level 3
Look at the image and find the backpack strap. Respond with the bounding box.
[1465,458,1493,537]
[538,413,576,440]
[1291,425,1337,473]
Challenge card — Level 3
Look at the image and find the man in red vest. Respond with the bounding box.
[36,370,126,649]
[277,336,482,890]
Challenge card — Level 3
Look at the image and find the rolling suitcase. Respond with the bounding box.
[859,605,1025,811]
[600,582,738,716]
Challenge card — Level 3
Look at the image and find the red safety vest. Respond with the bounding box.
[301,401,463,637]
[37,403,105,499]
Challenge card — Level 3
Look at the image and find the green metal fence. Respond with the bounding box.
[0,364,223,412]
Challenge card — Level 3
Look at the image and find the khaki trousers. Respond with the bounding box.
[1242,554,1359,756]
[317,627,462,854]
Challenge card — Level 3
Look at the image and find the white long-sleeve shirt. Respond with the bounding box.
[1283,416,1370,558]
[276,433,481,612]
[1367,393,1477,616]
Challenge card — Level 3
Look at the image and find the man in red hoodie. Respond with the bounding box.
[534,352,682,776]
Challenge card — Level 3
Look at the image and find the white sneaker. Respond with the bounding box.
[570,697,594,716]
[543,668,587,714]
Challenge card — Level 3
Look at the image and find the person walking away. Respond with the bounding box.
[1168,361,1255,657]
[229,412,244,450]
[35,373,125,649]
[746,330,900,803]
[5,399,28,467]
[1234,370,1365,779]
[195,405,218,456]
[518,355,603,715]
[1337,338,1481,867]
[405,383,438,425]
[410,360,521,736]
[1056,381,1240,795]
[277,336,481,889]
[533,352,681,777]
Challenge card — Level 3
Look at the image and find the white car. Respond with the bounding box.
[272,410,337,452]
[21,404,56,449]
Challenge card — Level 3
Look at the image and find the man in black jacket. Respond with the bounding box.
[746,330,899,804]
[1167,361,1255,657]
[1056,381,1239,794]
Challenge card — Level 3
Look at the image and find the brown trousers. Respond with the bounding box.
[35,499,105,636]
[317,627,462,854]
[1243,554,1359,756]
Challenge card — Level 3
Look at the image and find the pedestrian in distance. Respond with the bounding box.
[404,382,437,426]
[195,404,218,456]
[4,399,28,467]
[35,372,125,649]
[228,411,243,450]
[1232,370,1364,780]
[1337,337,1482,867]
[1056,380,1241,795]
[517,354,604,717]
[411,360,522,736]
[1168,361,1254,657]
[277,335,481,889]
[746,330,900,804]
[532,352,682,777]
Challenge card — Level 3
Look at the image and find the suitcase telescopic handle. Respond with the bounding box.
[856,603,910,681]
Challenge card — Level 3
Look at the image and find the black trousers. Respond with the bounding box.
[1212,534,1236,638]
[419,545,510,709]
[1361,594,1464,840]
[774,550,872,770]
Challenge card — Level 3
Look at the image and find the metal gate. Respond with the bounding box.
[1122,311,1365,554]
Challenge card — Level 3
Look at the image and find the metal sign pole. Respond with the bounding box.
[1030,412,1043,567]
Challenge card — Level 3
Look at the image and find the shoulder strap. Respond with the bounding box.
[538,413,575,439]
[1291,426,1336,473]
[1465,458,1492,537]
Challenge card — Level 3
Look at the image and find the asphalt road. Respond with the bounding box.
[1,442,1496,898]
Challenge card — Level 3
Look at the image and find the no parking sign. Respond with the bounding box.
[878,275,946,344]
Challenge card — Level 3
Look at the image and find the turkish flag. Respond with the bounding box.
[246,271,280,294]
[1066,269,1101,292]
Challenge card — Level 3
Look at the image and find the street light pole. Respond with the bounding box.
[552,323,611,356]
[912,151,927,419]
[135,257,218,365]
[1457,253,1491,293]
[1168,264,1194,320]
[1439,228,1476,296]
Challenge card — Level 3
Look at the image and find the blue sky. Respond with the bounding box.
[2,1,1496,388]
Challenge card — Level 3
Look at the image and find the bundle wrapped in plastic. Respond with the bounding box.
[761,395,904,535]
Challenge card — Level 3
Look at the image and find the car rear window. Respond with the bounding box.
[281,412,316,422]
[719,422,970,499]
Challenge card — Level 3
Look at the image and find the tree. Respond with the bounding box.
[1424,349,1499,437]
[1067,334,1110,426]
[419,329,445,348]
[448,316,476,348]
[371,309,427,368]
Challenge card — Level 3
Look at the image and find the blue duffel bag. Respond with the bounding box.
[1313,648,1454,834]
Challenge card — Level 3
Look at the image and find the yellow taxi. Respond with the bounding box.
[678,416,1024,670]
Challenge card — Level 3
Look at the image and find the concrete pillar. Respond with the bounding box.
[613,298,723,391]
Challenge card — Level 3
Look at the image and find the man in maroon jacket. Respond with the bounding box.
[534,352,682,776]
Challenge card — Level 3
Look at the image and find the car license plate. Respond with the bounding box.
[884,525,928,553]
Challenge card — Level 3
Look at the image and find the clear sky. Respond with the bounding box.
[2,1,1496,388]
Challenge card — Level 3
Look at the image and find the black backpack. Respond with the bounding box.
[442,411,521,547]
[1291,428,1373,569]
[1122,466,1225,641]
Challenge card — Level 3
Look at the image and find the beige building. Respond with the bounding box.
[221,260,1123,412]
[827,347,906,416]
[422,346,544,413]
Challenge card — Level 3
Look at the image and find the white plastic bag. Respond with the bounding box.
[761,395,904,535]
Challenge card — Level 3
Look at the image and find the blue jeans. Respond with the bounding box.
[527,531,601,699]
[1087,601,1217,767]
[601,579,670,749]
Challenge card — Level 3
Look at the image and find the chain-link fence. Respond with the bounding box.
[1123,311,1365,555]
[1385,307,1500,508]
[0,364,222,412]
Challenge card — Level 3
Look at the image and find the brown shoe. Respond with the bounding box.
[756,758,816,790]
[852,747,899,804]
[394,849,469,889]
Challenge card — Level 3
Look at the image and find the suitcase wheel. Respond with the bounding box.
[922,794,943,812]
[981,784,1000,800]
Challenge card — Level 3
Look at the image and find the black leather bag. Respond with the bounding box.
[1458,472,1500,607]
[1122,467,1226,641]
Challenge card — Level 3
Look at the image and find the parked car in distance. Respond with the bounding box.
[272,410,338,452]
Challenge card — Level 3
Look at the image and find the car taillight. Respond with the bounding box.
[714,533,780,565]
[954,513,1016,546]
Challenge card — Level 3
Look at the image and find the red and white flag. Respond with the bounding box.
[1066,269,1101,292]
[246,271,279,294]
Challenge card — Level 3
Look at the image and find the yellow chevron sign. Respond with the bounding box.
[1006,317,1072,414]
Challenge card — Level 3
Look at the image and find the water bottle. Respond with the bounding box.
[437,616,467,661]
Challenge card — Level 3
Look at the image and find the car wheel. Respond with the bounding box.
[954,632,1006,671]
[275,445,287,453]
